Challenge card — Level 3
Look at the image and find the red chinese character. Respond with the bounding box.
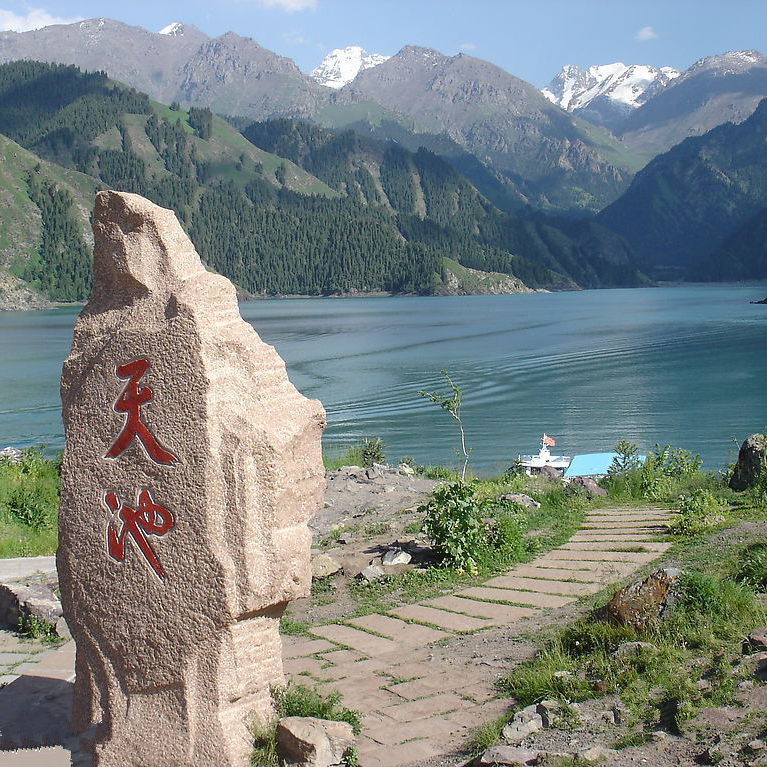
[104,358,178,465]
[104,489,175,579]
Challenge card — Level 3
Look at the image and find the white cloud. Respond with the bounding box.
[256,0,317,11]
[0,7,82,32]
[459,42,476,51]
[635,25,658,42]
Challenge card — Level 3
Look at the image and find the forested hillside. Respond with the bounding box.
[0,61,645,305]
[598,98,767,280]
[243,119,646,289]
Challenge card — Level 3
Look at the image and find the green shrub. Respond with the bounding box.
[608,440,642,476]
[361,438,385,467]
[735,541,767,590]
[420,482,489,573]
[669,489,727,536]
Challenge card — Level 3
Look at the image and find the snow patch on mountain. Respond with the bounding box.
[311,46,389,89]
[159,22,185,36]
[543,62,679,113]
[678,50,767,83]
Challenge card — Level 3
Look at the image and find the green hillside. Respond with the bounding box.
[0,61,645,305]
[597,98,767,279]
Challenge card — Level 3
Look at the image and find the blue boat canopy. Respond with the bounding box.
[564,452,646,478]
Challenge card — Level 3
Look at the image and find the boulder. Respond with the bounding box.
[398,463,415,476]
[569,476,608,497]
[745,627,767,653]
[276,717,355,767]
[475,746,540,766]
[0,446,23,463]
[382,548,412,566]
[500,494,541,509]
[0,582,63,633]
[536,699,580,728]
[311,554,342,579]
[614,641,657,658]
[730,433,766,491]
[539,465,562,479]
[575,746,616,764]
[357,563,385,582]
[501,707,542,743]
[592,567,681,631]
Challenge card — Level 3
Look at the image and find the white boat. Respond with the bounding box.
[517,434,571,476]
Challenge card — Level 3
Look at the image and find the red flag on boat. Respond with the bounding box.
[543,434,556,447]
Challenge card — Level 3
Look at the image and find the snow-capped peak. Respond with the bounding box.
[543,61,680,114]
[311,46,389,89]
[159,22,185,36]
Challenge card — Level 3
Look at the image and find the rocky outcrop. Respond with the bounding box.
[730,433,766,491]
[593,567,681,631]
[0,271,52,311]
[434,262,538,296]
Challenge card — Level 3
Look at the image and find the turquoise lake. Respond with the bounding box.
[0,285,765,473]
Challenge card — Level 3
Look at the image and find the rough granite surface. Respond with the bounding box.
[58,191,326,767]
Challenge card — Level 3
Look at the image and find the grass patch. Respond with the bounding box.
[496,505,767,736]
[0,448,60,557]
[251,683,360,767]
[279,617,312,637]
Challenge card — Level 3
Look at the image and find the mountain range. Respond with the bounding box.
[1,17,767,306]
[0,60,650,310]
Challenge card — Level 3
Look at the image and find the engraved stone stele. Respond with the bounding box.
[58,191,326,767]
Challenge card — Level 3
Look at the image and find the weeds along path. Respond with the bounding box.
[283,505,676,767]
[0,506,674,766]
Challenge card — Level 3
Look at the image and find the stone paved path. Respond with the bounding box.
[0,506,674,766]
[283,506,675,766]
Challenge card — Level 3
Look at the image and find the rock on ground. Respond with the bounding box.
[592,567,681,631]
[276,717,355,767]
[730,433,766,491]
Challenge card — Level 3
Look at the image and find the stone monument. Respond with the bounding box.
[58,191,326,766]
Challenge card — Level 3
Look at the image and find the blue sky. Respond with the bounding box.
[1,0,766,86]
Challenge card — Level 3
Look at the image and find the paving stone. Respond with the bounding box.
[0,652,34,665]
[483,575,603,596]
[309,624,399,655]
[390,604,494,632]
[381,691,469,721]
[533,559,638,577]
[357,734,385,755]
[457,586,575,608]
[348,614,449,645]
[0,674,19,686]
[386,672,473,700]
[544,549,658,563]
[338,688,404,711]
[0,748,71,766]
[319,649,365,664]
[361,737,441,767]
[282,658,328,679]
[581,521,668,530]
[460,682,498,703]
[364,714,456,745]
[585,513,672,520]
[570,534,662,542]
[423,595,539,622]
[511,565,603,582]
[281,638,337,658]
[380,661,441,680]
[561,542,672,552]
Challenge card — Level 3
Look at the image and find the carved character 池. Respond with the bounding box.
[104,488,175,579]
[105,358,179,465]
